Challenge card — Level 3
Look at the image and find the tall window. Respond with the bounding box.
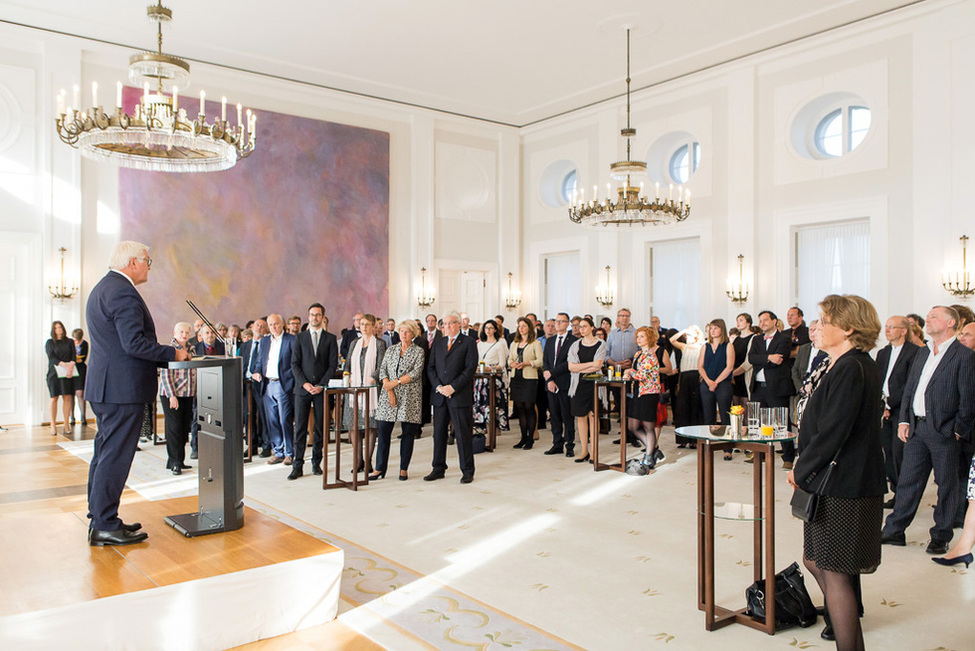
[650,238,700,329]
[795,221,870,315]
[544,252,581,320]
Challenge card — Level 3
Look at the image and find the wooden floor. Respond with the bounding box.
[0,423,383,650]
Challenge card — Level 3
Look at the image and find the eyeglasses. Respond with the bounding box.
[136,256,152,268]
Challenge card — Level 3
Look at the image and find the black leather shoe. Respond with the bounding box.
[90,528,148,546]
[423,471,445,481]
[926,539,949,555]
[312,464,323,476]
[460,474,474,484]
[172,467,182,475]
[287,467,303,481]
[565,447,574,458]
[821,623,835,641]
[122,522,142,532]
[179,463,191,470]
[544,446,564,455]
[259,449,272,458]
[189,450,198,460]
[881,533,906,546]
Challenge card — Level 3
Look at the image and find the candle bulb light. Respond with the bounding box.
[221,96,227,122]
[199,90,206,117]
[73,84,80,110]
[115,81,122,110]
[57,90,65,116]
[91,81,98,108]
[236,103,242,131]
[172,86,178,113]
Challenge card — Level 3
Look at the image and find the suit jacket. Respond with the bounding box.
[194,340,226,356]
[794,348,886,498]
[748,331,793,397]
[381,330,400,348]
[421,329,443,350]
[84,270,175,404]
[876,341,920,414]
[291,329,339,396]
[461,327,478,339]
[792,343,814,392]
[339,328,361,359]
[543,332,577,392]
[427,333,478,408]
[898,339,975,442]
[507,339,544,380]
[256,333,297,395]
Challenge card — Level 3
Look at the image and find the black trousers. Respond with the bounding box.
[162,396,194,469]
[700,380,733,425]
[547,387,575,449]
[249,381,268,450]
[881,416,904,493]
[957,439,974,525]
[88,401,143,531]
[431,404,474,476]
[293,391,324,467]
[375,420,419,472]
[751,382,795,461]
[535,377,548,428]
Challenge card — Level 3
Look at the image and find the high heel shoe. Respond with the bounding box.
[523,441,533,450]
[368,470,387,480]
[574,453,590,463]
[513,440,525,449]
[932,553,973,568]
[399,470,408,481]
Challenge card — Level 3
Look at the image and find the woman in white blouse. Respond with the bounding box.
[474,319,509,434]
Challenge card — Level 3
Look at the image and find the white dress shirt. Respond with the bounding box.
[266,333,283,380]
[881,343,903,398]
[910,337,957,418]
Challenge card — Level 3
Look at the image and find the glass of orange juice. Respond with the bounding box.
[760,408,774,437]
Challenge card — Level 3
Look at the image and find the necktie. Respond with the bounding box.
[312,330,319,354]
[448,337,455,351]
[556,335,563,359]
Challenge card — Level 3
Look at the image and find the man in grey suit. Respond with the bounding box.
[791,320,824,392]
[882,306,975,554]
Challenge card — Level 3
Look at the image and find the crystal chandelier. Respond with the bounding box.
[503,273,522,309]
[49,247,79,301]
[568,29,690,227]
[417,267,436,308]
[54,1,255,173]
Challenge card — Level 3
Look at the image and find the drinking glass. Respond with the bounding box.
[760,408,774,437]
[773,407,789,436]
[747,401,761,437]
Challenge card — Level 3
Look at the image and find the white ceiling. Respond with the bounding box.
[1,0,925,125]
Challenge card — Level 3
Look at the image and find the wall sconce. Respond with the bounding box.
[595,265,614,307]
[49,247,79,301]
[726,254,749,304]
[416,267,436,307]
[504,272,522,309]
[942,235,974,298]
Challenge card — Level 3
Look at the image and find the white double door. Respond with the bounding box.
[437,269,486,321]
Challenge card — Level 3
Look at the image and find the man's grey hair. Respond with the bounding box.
[109,241,149,270]
[445,310,461,323]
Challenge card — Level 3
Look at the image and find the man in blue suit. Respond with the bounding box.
[251,313,296,464]
[85,241,191,546]
[424,311,479,484]
[882,306,975,554]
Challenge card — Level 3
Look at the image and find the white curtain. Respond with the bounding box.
[651,238,701,329]
[544,252,580,320]
[796,220,870,315]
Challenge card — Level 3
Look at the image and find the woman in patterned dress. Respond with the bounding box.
[625,327,666,468]
[372,320,424,481]
[473,319,509,434]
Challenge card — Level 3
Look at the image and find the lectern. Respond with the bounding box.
[165,356,245,536]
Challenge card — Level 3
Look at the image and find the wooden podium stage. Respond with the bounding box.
[0,495,343,650]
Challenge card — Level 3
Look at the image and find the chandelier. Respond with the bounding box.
[568,29,690,227]
[417,267,436,308]
[942,235,974,298]
[726,254,749,304]
[54,1,255,173]
[504,273,522,309]
[595,266,614,307]
[49,247,79,301]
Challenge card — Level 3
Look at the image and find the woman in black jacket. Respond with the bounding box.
[788,294,885,651]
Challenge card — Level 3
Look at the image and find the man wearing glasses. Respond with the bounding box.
[85,241,191,546]
[876,315,921,508]
[542,313,577,457]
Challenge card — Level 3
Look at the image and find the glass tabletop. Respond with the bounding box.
[675,424,796,443]
[706,502,762,522]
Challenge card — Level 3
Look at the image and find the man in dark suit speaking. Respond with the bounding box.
[425,311,478,484]
[86,241,191,546]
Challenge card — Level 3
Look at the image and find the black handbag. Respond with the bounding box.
[744,562,818,630]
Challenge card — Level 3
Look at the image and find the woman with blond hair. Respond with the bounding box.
[372,320,424,480]
[788,294,884,649]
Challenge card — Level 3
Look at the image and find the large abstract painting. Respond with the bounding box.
[118,90,389,339]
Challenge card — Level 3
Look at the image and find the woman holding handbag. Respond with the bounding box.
[372,320,424,481]
[787,294,885,651]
